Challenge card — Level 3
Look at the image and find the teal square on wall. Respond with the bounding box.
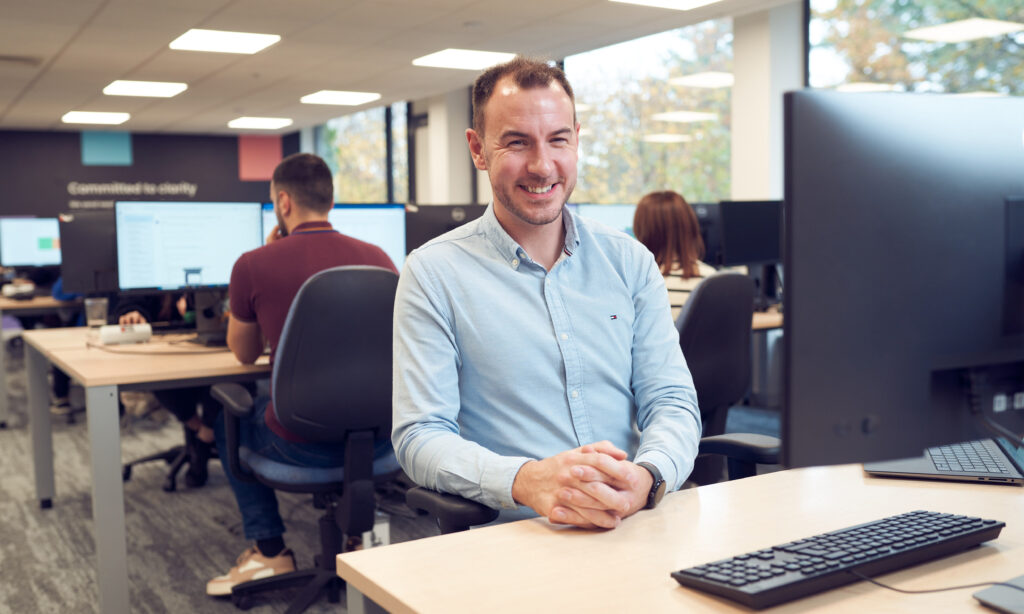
[81,131,133,166]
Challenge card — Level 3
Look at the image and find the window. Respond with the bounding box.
[809,0,1024,96]
[564,19,732,204]
[316,104,409,203]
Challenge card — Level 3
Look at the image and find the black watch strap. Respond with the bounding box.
[637,461,667,509]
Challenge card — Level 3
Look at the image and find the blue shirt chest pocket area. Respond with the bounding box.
[562,285,636,375]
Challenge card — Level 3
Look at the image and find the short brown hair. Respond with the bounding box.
[271,153,333,214]
[633,190,705,277]
[471,57,576,135]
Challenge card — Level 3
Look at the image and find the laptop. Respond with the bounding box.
[864,437,1024,486]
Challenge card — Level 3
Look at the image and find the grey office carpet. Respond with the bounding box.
[0,339,439,614]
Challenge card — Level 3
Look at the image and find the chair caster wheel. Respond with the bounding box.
[231,592,255,610]
[122,466,132,481]
[162,478,176,493]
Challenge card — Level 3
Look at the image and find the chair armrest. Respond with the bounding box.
[210,382,257,483]
[210,383,255,418]
[406,487,499,534]
[699,433,780,466]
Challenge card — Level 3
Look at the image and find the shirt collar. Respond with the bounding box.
[480,202,581,265]
[290,220,334,235]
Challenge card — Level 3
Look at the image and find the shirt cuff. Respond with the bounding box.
[481,455,533,510]
[634,449,681,492]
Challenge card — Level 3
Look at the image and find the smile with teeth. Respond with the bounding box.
[523,184,555,194]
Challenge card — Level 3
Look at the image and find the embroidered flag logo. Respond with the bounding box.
[610,315,618,320]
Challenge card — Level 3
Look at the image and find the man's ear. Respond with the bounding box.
[466,128,488,171]
[278,191,293,217]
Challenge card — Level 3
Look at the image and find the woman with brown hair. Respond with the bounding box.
[633,190,718,320]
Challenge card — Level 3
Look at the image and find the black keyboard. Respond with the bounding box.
[671,510,1004,609]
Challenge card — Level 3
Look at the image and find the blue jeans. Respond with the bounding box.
[213,395,392,541]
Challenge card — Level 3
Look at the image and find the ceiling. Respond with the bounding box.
[0,0,794,135]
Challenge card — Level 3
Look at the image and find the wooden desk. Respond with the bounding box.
[338,465,1024,613]
[752,310,783,331]
[0,296,81,427]
[23,327,269,614]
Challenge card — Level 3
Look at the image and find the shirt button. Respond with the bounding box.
[511,258,519,267]
[571,390,579,399]
[560,333,568,340]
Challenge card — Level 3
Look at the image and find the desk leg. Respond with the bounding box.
[86,384,130,614]
[26,345,54,508]
[0,320,9,429]
[347,586,388,614]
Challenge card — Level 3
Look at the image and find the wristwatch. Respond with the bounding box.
[637,461,666,510]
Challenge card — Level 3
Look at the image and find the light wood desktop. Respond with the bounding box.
[22,327,270,614]
[338,464,1023,613]
[0,296,81,427]
[752,311,783,331]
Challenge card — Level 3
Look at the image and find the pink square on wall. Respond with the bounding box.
[238,135,282,181]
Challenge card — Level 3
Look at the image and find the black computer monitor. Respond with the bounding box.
[405,204,487,253]
[718,200,782,267]
[783,90,1024,469]
[58,210,117,295]
[691,202,722,266]
[0,217,61,268]
[574,203,637,237]
[115,201,263,292]
[261,203,406,270]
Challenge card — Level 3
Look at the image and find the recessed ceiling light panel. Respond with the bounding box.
[169,29,281,54]
[835,82,899,93]
[670,71,734,88]
[103,80,188,98]
[903,18,1024,43]
[412,49,516,70]
[609,0,724,10]
[651,110,718,122]
[61,111,130,125]
[300,90,382,106]
[642,134,693,143]
[227,117,293,130]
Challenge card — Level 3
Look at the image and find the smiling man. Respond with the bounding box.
[392,57,701,528]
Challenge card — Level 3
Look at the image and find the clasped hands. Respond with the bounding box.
[511,440,654,530]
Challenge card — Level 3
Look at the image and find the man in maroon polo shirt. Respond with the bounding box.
[207,153,397,597]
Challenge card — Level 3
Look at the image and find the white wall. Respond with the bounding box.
[731,0,804,200]
[412,89,476,204]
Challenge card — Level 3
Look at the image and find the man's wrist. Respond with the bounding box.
[636,461,666,510]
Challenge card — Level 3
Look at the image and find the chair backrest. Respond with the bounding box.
[675,273,755,432]
[272,265,398,443]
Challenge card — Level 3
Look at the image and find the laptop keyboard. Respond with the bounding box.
[927,440,1009,474]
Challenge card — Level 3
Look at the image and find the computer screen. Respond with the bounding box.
[783,90,1024,468]
[692,202,721,266]
[574,204,637,237]
[58,210,117,294]
[116,201,263,292]
[718,200,782,266]
[261,203,406,270]
[0,217,61,267]
[405,204,487,253]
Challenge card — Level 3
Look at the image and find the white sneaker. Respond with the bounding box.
[206,546,296,596]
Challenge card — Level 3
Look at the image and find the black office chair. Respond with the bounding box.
[210,265,401,613]
[676,272,764,484]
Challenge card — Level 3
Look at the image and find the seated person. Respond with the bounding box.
[632,190,719,321]
[206,153,397,597]
[392,58,701,530]
[116,293,218,487]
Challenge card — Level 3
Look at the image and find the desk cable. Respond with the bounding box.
[848,569,1024,595]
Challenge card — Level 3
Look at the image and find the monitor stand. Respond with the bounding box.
[191,289,228,347]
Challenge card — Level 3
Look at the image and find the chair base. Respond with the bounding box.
[230,568,343,614]
[122,426,217,492]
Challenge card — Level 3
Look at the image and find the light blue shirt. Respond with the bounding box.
[392,204,701,520]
